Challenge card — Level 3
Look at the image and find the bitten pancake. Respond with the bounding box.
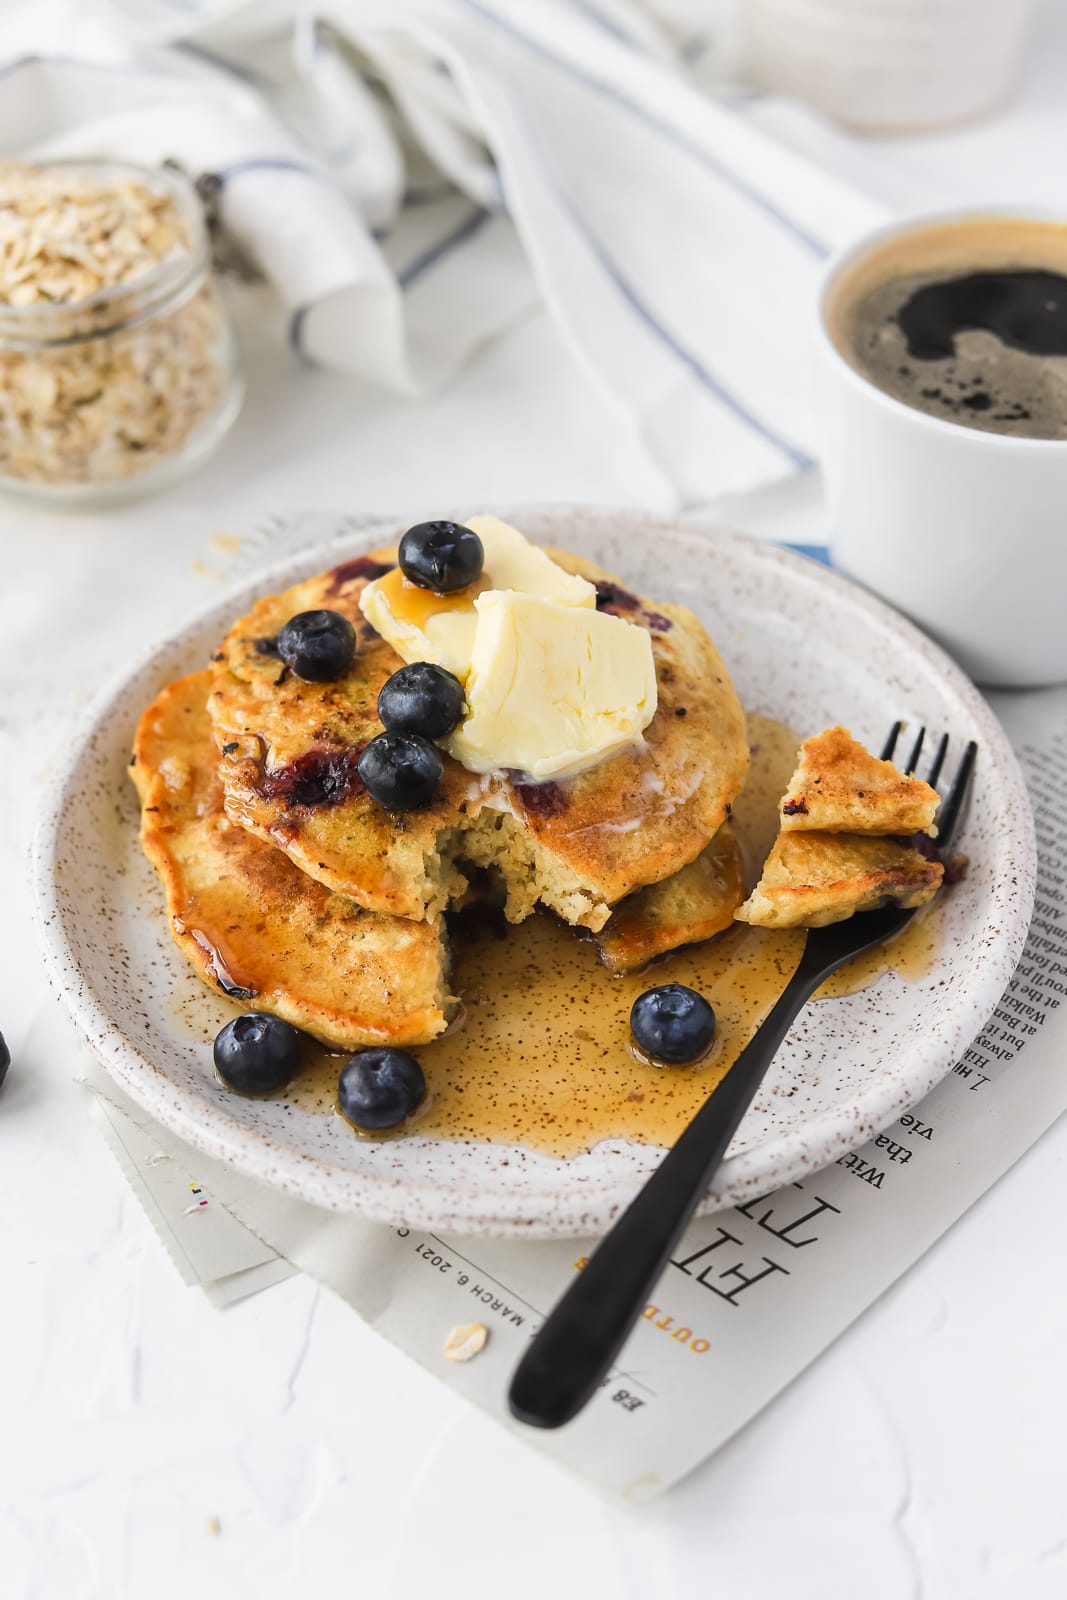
[132,672,453,1048]
[209,543,749,932]
[592,823,744,973]
[735,831,943,929]
[779,726,939,836]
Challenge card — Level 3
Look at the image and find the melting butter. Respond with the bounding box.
[361,514,657,778]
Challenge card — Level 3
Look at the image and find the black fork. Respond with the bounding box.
[508,728,977,1430]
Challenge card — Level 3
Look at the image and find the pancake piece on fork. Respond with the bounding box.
[738,724,945,929]
[779,725,939,836]
[735,831,943,929]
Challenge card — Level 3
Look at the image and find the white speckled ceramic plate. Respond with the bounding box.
[34,508,1035,1237]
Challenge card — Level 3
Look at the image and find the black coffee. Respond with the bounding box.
[832,221,1067,440]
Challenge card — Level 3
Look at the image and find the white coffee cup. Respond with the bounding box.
[815,211,1067,688]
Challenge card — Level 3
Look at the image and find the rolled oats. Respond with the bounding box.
[0,162,237,495]
[443,1322,490,1363]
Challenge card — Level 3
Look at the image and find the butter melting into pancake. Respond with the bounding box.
[208,544,749,933]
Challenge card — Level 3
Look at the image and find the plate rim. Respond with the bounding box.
[33,505,1037,1236]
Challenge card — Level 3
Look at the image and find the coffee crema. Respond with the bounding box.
[827,217,1067,440]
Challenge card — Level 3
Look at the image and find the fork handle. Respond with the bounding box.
[508,942,832,1430]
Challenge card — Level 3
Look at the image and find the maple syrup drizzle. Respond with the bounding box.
[280,713,937,1156]
[174,919,258,1000]
[372,565,490,631]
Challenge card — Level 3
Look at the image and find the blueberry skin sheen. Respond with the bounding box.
[338,1048,426,1130]
[0,1030,9,1091]
[358,730,444,810]
[276,609,357,683]
[399,520,484,593]
[630,984,716,1066]
[213,1013,304,1093]
[378,662,466,740]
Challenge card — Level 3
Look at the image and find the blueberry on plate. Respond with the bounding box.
[630,983,716,1065]
[399,520,484,593]
[214,1012,304,1093]
[378,662,465,739]
[276,609,356,683]
[338,1048,426,1130]
[358,730,443,810]
[0,1030,9,1091]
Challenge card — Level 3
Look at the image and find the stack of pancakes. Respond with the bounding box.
[131,544,751,1048]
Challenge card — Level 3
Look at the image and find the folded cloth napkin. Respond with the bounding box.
[0,0,887,502]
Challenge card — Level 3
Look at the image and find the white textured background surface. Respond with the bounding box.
[4,7,1067,1594]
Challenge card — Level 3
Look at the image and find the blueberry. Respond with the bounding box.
[276,609,356,683]
[213,1012,303,1093]
[399,520,483,593]
[0,1030,9,1091]
[358,730,443,810]
[630,984,716,1065]
[338,1048,426,1130]
[378,662,465,739]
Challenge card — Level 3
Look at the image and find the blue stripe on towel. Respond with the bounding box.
[453,0,829,258]
[397,205,492,288]
[217,156,327,186]
[570,2,646,49]
[556,191,814,471]
[290,205,492,359]
[289,305,310,358]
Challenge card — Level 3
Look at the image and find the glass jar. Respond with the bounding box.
[0,159,243,504]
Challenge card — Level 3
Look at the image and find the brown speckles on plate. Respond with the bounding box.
[30,506,1036,1237]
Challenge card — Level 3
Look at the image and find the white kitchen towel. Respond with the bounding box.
[0,0,887,501]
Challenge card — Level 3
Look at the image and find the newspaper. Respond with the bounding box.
[85,684,1067,1500]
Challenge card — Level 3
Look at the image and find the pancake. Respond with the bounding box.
[779,726,939,836]
[592,823,744,973]
[735,831,943,929]
[132,672,453,1049]
[209,543,749,932]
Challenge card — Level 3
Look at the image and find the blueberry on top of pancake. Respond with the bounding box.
[133,671,453,1049]
[210,553,474,922]
[209,543,749,932]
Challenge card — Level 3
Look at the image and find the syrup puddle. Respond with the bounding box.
[289,911,803,1156]
[283,713,939,1157]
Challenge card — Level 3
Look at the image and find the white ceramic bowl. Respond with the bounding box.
[33,507,1035,1237]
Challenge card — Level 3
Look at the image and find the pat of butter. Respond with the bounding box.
[359,515,594,678]
[448,591,658,780]
[465,516,595,608]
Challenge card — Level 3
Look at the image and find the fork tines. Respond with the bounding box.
[881,721,977,850]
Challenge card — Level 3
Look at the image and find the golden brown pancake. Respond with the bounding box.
[209,544,749,932]
[779,726,939,836]
[592,823,744,973]
[735,831,943,929]
[132,672,453,1048]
